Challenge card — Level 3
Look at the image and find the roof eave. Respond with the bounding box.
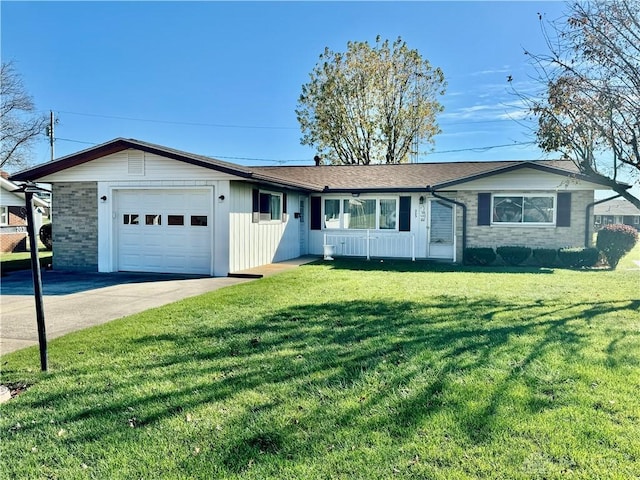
[9,138,255,182]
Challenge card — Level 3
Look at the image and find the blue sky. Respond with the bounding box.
[3,1,571,168]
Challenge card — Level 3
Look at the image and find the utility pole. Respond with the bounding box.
[46,111,55,161]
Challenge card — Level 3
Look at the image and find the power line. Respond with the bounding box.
[50,109,529,131]
[56,110,299,130]
[54,135,539,164]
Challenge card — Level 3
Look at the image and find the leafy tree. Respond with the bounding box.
[525,0,640,208]
[296,36,446,165]
[1,61,47,171]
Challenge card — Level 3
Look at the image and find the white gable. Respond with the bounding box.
[453,166,606,191]
[37,149,243,183]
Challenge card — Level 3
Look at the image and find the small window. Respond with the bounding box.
[259,192,282,221]
[191,215,208,226]
[168,215,184,226]
[379,199,397,230]
[634,216,639,225]
[594,215,602,225]
[324,199,340,228]
[123,214,139,225]
[0,206,7,226]
[145,214,161,225]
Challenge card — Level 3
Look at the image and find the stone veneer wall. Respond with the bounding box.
[455,190,594,255]
[51,182,98,271]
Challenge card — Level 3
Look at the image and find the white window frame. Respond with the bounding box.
[322,196,399,231]
[258,190,283,223]
[491,193,556,226]
[0,206,7,226]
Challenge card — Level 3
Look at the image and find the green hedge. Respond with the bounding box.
[464,247,496,266]
[596,224,638,269]
[496,246,532,266]
[558,247,600,269]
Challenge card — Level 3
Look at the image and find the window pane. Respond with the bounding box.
[344,198,375,229]
[493,196,523,223]
[324,199,340,228]
[259,193,271,214]
[191,215,208,226]
[0,206,7,225]
[270,194,281,220]
[379,199,397,229]
[123,214,139,225]
[523,196,554,223]
[431,201,453,243]
[145,214,161,225]
[259,192,281,221]
[168,215,184,226]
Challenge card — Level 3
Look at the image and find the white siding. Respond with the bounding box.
[308,193,431,259]
[228,182,302,272]
[455,168,605,191]
[0,186,25,207]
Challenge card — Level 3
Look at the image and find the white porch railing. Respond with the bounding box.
[324,231,415,261]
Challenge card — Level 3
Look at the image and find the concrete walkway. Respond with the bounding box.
[0,256,319,355]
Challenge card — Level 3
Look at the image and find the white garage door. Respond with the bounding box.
[116,189,212,274]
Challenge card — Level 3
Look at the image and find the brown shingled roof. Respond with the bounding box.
[251,160,584,192]
[11,137,606,192]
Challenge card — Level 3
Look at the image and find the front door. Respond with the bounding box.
[428,200,455,260]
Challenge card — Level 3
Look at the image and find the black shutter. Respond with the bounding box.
[477,193,491,225]
[252,188,260,223]
[282,193,287,214]
[399,196,411,232]
[310,196,322,230]
[557,192,571,227]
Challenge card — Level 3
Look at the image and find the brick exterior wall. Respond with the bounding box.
[51,182,98,271]
[0,206,28,252]
[455,190,594,258]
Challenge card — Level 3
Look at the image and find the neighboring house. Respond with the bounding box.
[9,138,625,275]
[593,198,640,231]
[0,173,50,253]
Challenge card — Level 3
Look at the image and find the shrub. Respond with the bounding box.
[558,247,600,269]
[464,247,496,266]
[596,224,639,269]
[496,246,532,266]
[39,223,52,251]
[532,248,558,267]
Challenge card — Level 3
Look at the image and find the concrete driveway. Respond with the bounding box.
[0,270,253,355]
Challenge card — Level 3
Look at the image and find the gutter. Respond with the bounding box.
[425,185,467,255]
[585,194,622,247]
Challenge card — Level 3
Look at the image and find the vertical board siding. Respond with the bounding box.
[229,182,301,272]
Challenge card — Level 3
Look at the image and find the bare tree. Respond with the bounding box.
[1,61,47,171]
[296,36,446,165]
[525,1,640,208]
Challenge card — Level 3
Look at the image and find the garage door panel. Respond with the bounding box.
[116,189,212,275]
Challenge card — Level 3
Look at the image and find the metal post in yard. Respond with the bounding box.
[24,188,48,372]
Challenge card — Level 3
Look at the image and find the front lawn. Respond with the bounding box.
[1,248,639,479]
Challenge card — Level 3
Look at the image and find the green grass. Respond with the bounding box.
[1,249,52,274]
[1,246,639,479]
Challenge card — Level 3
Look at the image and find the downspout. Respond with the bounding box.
[585,194,621,247]
[426,186,467,259]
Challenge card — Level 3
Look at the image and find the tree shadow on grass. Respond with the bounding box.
[6,296,640,476]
